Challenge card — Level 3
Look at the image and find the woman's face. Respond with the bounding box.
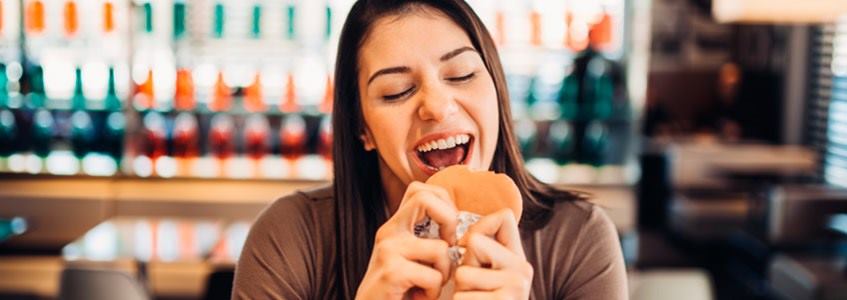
[357,8,499,185]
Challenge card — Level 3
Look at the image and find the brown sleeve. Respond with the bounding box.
[559,205,628,300]
[231,194,318,300]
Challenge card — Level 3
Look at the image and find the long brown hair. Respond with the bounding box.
[332,0,584,297]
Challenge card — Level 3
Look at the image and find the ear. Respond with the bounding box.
[360,127,376,151]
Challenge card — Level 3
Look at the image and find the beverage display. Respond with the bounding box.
[0,0,633,184]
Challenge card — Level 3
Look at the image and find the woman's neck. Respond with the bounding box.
[378,159,406,216]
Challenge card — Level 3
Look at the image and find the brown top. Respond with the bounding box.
[232,185,628,299]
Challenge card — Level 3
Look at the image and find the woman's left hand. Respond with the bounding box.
[452,209,533,300]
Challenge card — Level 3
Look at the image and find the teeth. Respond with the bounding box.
[416,134,472,152]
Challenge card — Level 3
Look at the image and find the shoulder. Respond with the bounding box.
[254,184,335,229]
[526,199,627,299]
[528,199,618,257]
[233,184,337,299]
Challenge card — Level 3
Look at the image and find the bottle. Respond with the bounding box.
[141,111,167,175]
[548,120,574,165]
[171,112,199,176]
[0,109,16,163]
[103,67,124,165]
[63,0,79,38]
[279,113,306,177]
[173,0,187,40]
[244,114,270,178]
[208,113,235,177]
[251,1,262,39]
[243,72,265,113]
[213,1,225,39]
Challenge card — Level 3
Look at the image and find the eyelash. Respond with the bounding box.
[448,72,476,83]
[381,72,477,101]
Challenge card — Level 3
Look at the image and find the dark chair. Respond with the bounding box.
[59,267,149,300]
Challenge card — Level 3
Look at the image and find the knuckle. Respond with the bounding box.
[520,261,534,278]
[372,242,394,263]
[374,225,398,243]
[431,239,449,251]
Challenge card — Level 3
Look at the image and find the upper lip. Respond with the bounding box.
[412,131,474,151]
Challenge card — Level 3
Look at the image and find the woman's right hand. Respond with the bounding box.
[356,182,459,300]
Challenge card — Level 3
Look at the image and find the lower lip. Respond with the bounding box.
[411,139,474,176]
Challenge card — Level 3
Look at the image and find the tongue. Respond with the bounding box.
[421,147,466,169]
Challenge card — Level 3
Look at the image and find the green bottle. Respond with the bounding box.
[69,67,94,158]
[0,217,27,242]
[31,109,53,158]
[174,0,186,39]
[105,111,125,164]
[70,110,95,158]
[104,67,121,111]
[104,67,124,163]
[0,64,8,108]
[587,58,613,120]
[558,70,579,121]
[548,120,574,165]
[142,1,153,33]
[583,121,607,167]
[26,65,46,109]
[71,67,85,110]
[325,4,332,40]
[0,109,16,157]
[213,2,225,38]
[286,2,296,40]
[251,3,262,39]
[514,118,537,160]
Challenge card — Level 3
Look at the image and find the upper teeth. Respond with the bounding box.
[416,134,471,152]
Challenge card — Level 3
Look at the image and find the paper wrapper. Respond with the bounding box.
[413,211,481,263]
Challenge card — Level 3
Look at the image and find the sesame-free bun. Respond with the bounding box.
[426,165,522,221]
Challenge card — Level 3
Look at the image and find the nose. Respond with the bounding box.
[417,82,459,121]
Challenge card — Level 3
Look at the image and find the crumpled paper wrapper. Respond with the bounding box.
[413,211,481,263]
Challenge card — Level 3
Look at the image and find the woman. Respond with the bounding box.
[232,0,627,299]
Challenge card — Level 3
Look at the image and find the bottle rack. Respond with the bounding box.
[0,0,638,185]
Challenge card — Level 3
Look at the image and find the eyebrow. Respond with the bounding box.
[366,46,478,86]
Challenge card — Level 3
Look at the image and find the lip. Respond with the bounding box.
[410,131,475,176]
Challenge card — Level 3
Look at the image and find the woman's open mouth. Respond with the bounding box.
[412,133,474,175]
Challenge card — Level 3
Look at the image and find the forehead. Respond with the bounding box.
[358,8,474,74]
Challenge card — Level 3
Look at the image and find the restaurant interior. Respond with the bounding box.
[1,0,846,299]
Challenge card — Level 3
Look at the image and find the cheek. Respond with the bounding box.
[361,103,415,151]
[464,77,500,135]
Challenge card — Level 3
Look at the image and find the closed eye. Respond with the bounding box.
[382,86,416,101]
[447,72,476,83]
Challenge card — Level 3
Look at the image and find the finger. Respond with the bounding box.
[459,209,524,256]
[391,258,444,299]
[453,266,506,292]
[395,236,452,283]
[396,182,458,242]
[453,291,495,300]
[460,233,524,270]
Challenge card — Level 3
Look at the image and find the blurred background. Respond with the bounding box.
[0,0,845,299]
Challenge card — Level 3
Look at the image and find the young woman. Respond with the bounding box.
[232,1,627,299]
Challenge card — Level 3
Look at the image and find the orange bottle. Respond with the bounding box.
[319,76,333,114]
[174,68,196,111]
[103,1,115,33]
[64,0,78,37]
[530,11,542,47]
[210,72,232,112]
[589,11,613,51]
[135,69,155,109]
[243,73,266,113]
[280,73,299,113]
[25,0,45,34]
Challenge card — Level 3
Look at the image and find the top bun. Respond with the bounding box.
[426,165,522,221]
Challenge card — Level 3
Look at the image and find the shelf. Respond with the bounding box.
[0,175,634,252]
